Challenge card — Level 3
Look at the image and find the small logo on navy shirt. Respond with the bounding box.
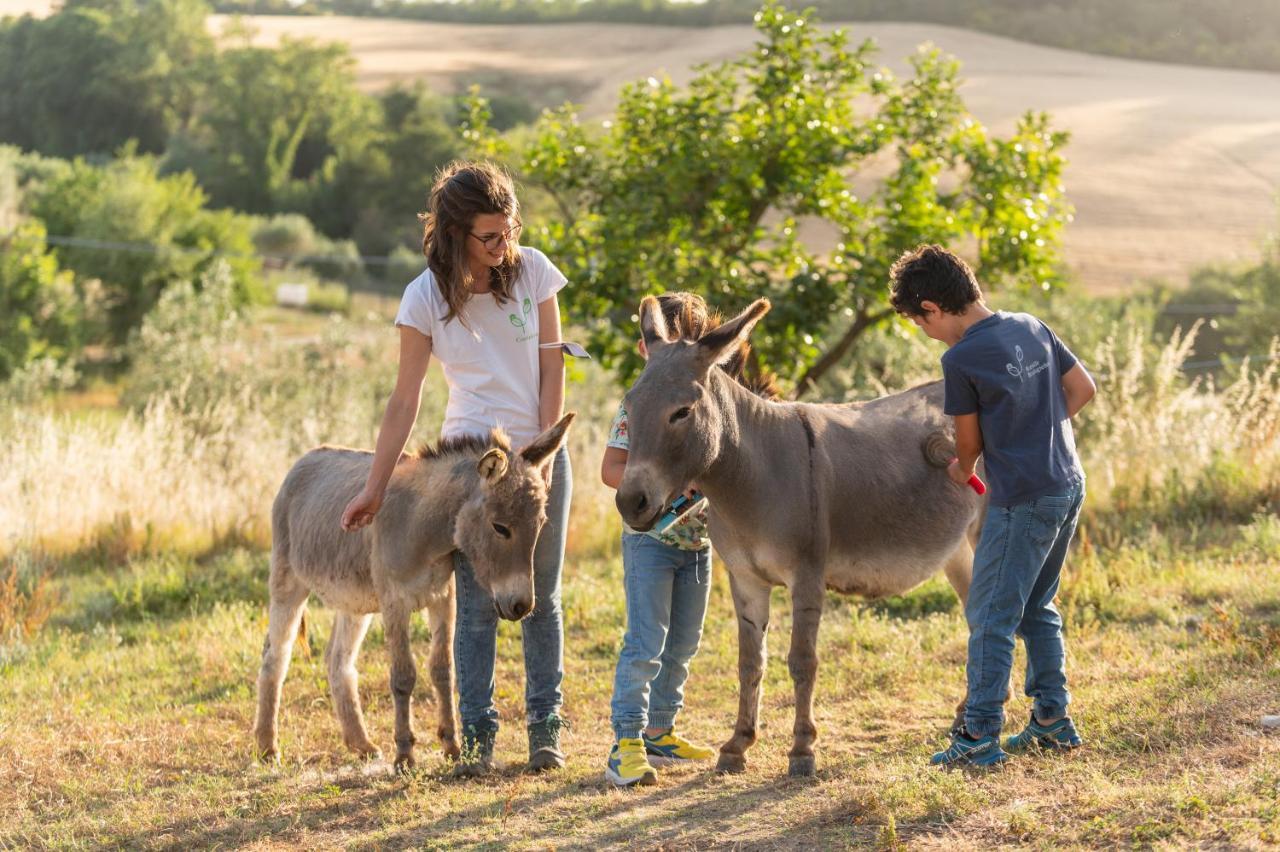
[1006,344,1048,383]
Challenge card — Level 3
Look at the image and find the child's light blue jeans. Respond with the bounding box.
[963,479,1085,737]
[610,533,712,741]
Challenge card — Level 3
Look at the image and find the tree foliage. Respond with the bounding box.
[467,3,1070,394]
[0,1,460,252]
[27,152,260,342]
[165,30,376,217]
[0,0,212,158]
[0,221,80,380]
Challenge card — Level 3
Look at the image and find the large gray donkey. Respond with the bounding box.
[615,298,985,777]
[255,413,574,772]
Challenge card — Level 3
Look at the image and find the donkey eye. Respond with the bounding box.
[669,406,692,424]
[492,523,511,539]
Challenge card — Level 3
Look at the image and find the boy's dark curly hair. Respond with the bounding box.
[888,244,983,316]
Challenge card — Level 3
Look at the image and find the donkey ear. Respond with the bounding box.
[697,299,771,368]
[477,448,509,483]
[519,412,576,470]
[638,296,672,349]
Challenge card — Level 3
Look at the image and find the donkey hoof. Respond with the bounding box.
[788,755,816,777]
[394,752,416,774]
[716,752,747,774]
[442,740,462,761]
[356,747,383,763]
[255,746,280,764]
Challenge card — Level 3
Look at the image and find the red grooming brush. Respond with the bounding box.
[949,458,987,495]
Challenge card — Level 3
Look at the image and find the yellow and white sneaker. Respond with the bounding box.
[605,738,658,787]
[643,728,716,766]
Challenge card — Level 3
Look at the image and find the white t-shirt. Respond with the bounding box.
[395,247,568,448]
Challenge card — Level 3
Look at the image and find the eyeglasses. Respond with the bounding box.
[469,221,522,251]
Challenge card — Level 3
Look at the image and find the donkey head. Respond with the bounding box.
[616,297,770,530]
[454,413,575,620]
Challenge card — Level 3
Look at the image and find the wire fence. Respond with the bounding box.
[38,234,419,297]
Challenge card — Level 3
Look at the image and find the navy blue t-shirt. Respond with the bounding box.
[941,311,1083,507]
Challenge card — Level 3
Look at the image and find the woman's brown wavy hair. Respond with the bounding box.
[419,161,523,325]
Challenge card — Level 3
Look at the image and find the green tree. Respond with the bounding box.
[313,83,460,254]
[0,221,80,380]
[29,152,260,341]
[0,0,212,157]
[169,29,377,217]
[465,2,1071,395]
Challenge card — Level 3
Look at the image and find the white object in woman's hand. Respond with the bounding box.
[341,488,383,531]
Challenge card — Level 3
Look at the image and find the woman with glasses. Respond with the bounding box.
[340,160,573,776]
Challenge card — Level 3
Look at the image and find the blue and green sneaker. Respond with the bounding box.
[605,738,658,787]
[642,728,716,766]
[929,728,1008,768]
[1005,712,1083,753]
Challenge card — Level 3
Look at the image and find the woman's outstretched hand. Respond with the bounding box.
[341,488,383,531]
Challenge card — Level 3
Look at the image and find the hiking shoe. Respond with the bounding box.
[526,713,569,772]
[605,738,658,787]
[642,728,716,766]
[1005,712,1083,753]
[451,722,496,778]
[929,728,1008,768]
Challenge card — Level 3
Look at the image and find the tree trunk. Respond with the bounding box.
[792,307,894,400]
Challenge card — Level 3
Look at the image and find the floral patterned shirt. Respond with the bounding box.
[607,403,710,551]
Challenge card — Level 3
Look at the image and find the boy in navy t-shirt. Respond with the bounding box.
[889,245,1097,768]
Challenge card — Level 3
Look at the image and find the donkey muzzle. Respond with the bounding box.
[616,486,665,532]
[494,596,532,621]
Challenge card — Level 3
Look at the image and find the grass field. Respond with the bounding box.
[2,513,1278,848]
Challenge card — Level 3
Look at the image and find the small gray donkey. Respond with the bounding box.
[254,413,574,771]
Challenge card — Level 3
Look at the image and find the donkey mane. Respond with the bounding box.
[722,342,782,402]
[412,428,511,461]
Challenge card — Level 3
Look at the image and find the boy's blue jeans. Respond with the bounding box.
[610,533,712,741]
[963,479,1085,738]
[454,447,571,733]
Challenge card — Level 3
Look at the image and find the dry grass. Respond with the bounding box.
[0,556,58,643]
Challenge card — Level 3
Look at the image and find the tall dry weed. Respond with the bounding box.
[1083,320,1280,495]
[0,555,59,643]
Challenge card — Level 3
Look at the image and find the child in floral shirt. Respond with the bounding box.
[600,292,716,786]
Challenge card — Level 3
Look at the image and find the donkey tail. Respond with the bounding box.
[922,430,956,468]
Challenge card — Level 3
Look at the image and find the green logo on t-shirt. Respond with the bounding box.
[509,297,536,341]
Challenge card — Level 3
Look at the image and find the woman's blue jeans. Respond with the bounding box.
[454,447,571,733]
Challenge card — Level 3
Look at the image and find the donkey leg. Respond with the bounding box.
[327,612,380,760]
[254,574,309,762]
[785,577,825,778]
[382,604,419,773]
[717,571,772,774]
[425,574,460,760]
